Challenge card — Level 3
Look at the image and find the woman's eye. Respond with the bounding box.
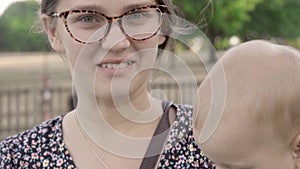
[128,11,148,20]
[80,16,95,22]
[131,13,142,19]
[78,15,99,23]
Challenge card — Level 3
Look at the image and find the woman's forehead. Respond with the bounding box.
[56,0,157,14]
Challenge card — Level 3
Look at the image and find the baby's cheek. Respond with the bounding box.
[193,128,200,145]
[197,141,217,163]
[192,115,204,144]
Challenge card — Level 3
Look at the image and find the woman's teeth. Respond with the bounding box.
[99,61,134,69]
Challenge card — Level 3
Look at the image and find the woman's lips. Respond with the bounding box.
[97,61,135,76]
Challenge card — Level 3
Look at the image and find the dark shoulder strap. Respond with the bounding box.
[139,100,173,169]
[162,100,173,115]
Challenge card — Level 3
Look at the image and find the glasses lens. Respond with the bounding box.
[66,12,108,43]
[123,8,162,40]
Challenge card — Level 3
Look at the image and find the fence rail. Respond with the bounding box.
[0,86,71,140]
[0,80,202,140]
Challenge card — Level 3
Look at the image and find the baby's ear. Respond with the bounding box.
[41,14,65,52]
[292,134,300,168]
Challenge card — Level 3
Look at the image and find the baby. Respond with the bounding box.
[194,40,300,169]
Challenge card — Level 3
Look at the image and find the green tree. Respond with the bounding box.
[174,0,262,42]
[241,0,300,40]
[0,0,50,52]
[174,0,300,49]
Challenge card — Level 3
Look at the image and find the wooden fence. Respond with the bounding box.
[0,86,71,140]
[0,80,202,140]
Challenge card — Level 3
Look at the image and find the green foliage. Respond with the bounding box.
[214,37,230,50]
[288,38,300,49]
[0,0,50,52]
[174,0,300,49]
[174,0,261,39]
[173,0,213,30]
[211,0,263,36]
[241,0,300,40]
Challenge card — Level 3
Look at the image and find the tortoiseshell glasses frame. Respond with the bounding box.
[48,4,169,44]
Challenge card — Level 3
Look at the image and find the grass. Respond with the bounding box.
[0,52,71,87]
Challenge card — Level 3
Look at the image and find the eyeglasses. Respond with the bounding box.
[49,5,168,44]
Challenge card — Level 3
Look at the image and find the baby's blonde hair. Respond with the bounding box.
[224,40,300,143]
[195,40,300,144]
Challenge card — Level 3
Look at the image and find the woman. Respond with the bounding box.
[0,0,215,168]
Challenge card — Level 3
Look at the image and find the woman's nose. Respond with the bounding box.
[100,22,131,52]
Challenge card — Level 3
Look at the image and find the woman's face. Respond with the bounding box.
[48,0,166,101]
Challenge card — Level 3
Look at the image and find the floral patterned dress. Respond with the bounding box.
[0,103,215,169]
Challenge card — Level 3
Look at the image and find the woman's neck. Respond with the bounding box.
[75,90,163,134]
[72,92,163,158]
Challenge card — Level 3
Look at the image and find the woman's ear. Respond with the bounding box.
[41,14,65,52]
[292,134,300,168]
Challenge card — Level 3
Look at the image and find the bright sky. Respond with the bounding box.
[0,0,28,16]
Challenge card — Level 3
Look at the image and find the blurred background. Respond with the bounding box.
[0,0,299,140]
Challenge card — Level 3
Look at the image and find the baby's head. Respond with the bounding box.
[194,40,300,169]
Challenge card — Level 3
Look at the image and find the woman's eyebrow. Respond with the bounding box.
[122,2,156,11]
[67,2,155,13]
[69,4,102,11]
